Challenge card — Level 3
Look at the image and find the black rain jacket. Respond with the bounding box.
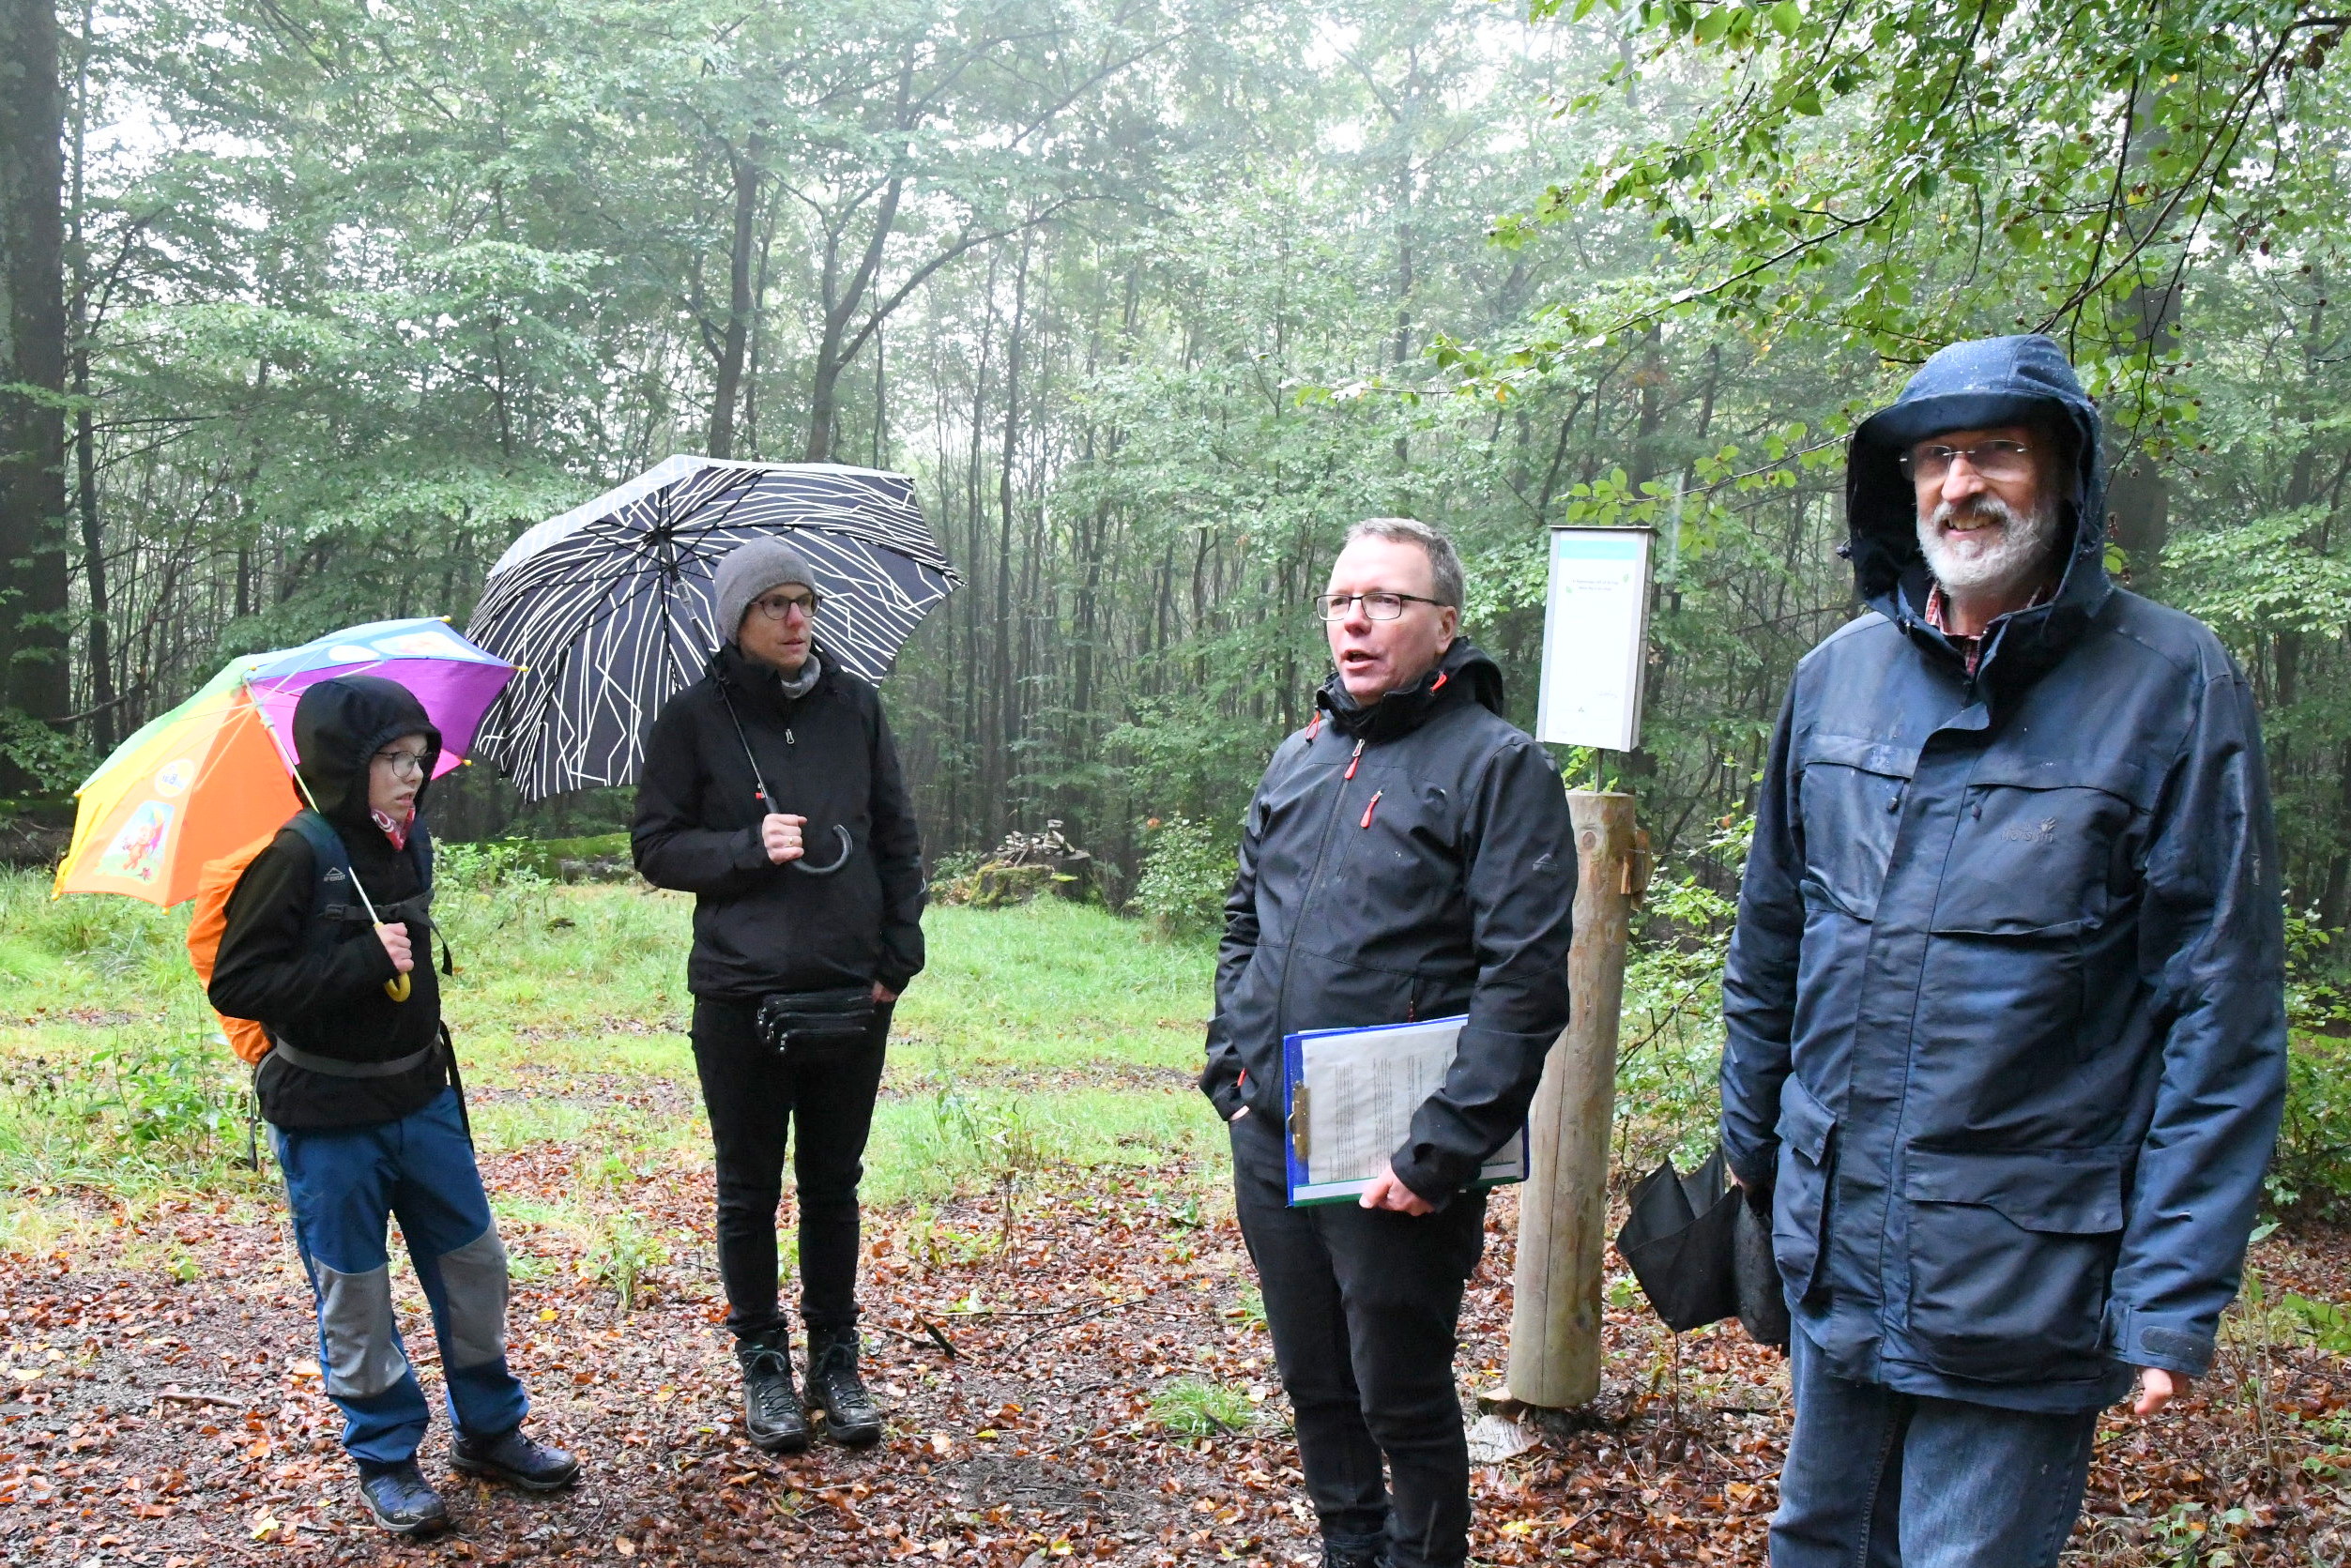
[633,643,925,999]
[1719,335,2287,1411]
[209,676,449,1131]
[1202,639,1577,1205]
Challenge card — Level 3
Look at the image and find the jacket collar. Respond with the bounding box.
[1315,638,1504,742]
[714,642,832,711]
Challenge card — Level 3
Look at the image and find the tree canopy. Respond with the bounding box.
[7,0,2351,921]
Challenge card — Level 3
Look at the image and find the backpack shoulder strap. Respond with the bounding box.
[283,811,368,953]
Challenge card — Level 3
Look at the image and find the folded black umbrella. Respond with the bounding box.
[1615,1145,1790,1347]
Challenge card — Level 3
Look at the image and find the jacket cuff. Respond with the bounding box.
[1723,1137,1779,1195]
[1390,1147,1463,1211]
[1200,1062,1246,1122]
[2105,1300,2215,1378]
[730,827,772,872]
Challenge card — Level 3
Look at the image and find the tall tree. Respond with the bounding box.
[0,0,70,787]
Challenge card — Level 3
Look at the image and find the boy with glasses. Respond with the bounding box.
[210,676,575,1535]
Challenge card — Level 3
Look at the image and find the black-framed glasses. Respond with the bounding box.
[372,749,429,780]
[1899,439,2032,483]
[750,589,823,620]
[1315,590,1446,622]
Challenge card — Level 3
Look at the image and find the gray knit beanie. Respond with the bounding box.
[711,538,817,647]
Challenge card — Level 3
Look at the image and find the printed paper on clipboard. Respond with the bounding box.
[1281,1015,1529,1207]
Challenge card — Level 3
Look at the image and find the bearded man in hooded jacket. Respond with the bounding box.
[1202,518,1576,1568]
[633,539,924,1455]
[1721,334,2287,1566]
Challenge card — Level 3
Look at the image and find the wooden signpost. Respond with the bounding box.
[1506,526,1656,1411]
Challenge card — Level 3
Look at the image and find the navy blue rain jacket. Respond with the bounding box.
[1719,335,2286,1411]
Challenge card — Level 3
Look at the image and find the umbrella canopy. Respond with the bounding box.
[465,455,959,801]
[1613,1144,1789,1345]
[54,618,515,906]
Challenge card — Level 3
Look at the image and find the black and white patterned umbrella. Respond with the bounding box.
[467,455,959,800]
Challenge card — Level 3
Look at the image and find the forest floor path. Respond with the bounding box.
[0,889,2345,1565]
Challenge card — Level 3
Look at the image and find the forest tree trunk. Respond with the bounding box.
[0,0,72,787]
[707,140,762,460]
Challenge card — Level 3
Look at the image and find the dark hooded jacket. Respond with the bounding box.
[1201,639,1577,1205]
[1719,335,2286,1411]
[210,676,449,1131]
[632,642,924,999]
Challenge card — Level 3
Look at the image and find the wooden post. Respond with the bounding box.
[1505,789,1639,1408]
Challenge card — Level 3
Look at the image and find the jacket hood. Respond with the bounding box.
[291,675,442,829]
[1847,334,2112,687]
[1317,637,1504,740]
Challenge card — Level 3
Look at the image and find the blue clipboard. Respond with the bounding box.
[1281,1014,1531,1208]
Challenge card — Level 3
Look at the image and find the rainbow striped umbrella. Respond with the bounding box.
[53,618,515,906]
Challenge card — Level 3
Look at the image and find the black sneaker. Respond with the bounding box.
[738,1329,810,1454]
[357,1459,450,1536]
[450,1426,581,1491]
[806,1324,884,1446]
[1321,1533,1386,1568]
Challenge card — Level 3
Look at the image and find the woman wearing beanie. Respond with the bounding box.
[632,538,926,1452]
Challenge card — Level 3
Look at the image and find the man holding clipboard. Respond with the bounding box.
[1201,518,1576,1568]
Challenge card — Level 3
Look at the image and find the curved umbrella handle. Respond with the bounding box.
[791,824,855,877]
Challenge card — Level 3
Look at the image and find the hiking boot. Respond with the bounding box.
[738,1328,810,1453]
[805,1324,884,1446]
[450,1426,580,1491]
[356,1459,449,1536]
[1320,1532,1386,1568]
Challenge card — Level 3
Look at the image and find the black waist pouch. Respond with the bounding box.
[755,986,877,1059]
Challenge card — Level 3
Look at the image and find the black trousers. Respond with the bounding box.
[1229,1112,1488,1568]
[690,996,891,1340]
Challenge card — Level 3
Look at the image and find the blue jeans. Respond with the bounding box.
[1771,1328,2100,1567]
[274,1087,529,1466]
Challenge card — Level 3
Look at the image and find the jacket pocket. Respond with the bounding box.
[1795,734,1916,921]
[1929,758,2145,936]
[1771,1074,1838,1304]
[1902,1146,2125,1380]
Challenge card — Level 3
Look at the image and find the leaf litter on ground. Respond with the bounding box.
[0,1163,2343,1566]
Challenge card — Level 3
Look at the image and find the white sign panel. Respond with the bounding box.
[1535,526,1655,752]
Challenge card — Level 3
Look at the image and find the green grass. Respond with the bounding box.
[0,868,1223,1207]
[1147,1376,1258,1439]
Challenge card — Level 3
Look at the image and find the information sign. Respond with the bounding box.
[1534,526,1655,752]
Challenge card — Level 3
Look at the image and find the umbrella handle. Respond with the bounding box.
[791,824,855,877]
[377,922,413,1002]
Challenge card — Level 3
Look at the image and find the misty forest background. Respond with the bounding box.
[7,0,2351,922]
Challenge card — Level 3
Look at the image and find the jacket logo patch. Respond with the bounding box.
[2002,816,2059,845]
[324,868,348,882]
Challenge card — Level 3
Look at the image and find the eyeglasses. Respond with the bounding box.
[750,589,823,621]
[1900,440,2033,484]
[1315,590,1447,622]
[372,750,429,780]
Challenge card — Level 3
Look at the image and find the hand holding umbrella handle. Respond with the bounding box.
[376,921,414,1003]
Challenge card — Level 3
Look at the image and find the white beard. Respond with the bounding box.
[1917,493,2064,600]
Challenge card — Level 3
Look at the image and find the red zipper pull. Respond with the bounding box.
[1360,789,1383,829]
[1344,738,1365,780]
[1306,712,1322,739]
